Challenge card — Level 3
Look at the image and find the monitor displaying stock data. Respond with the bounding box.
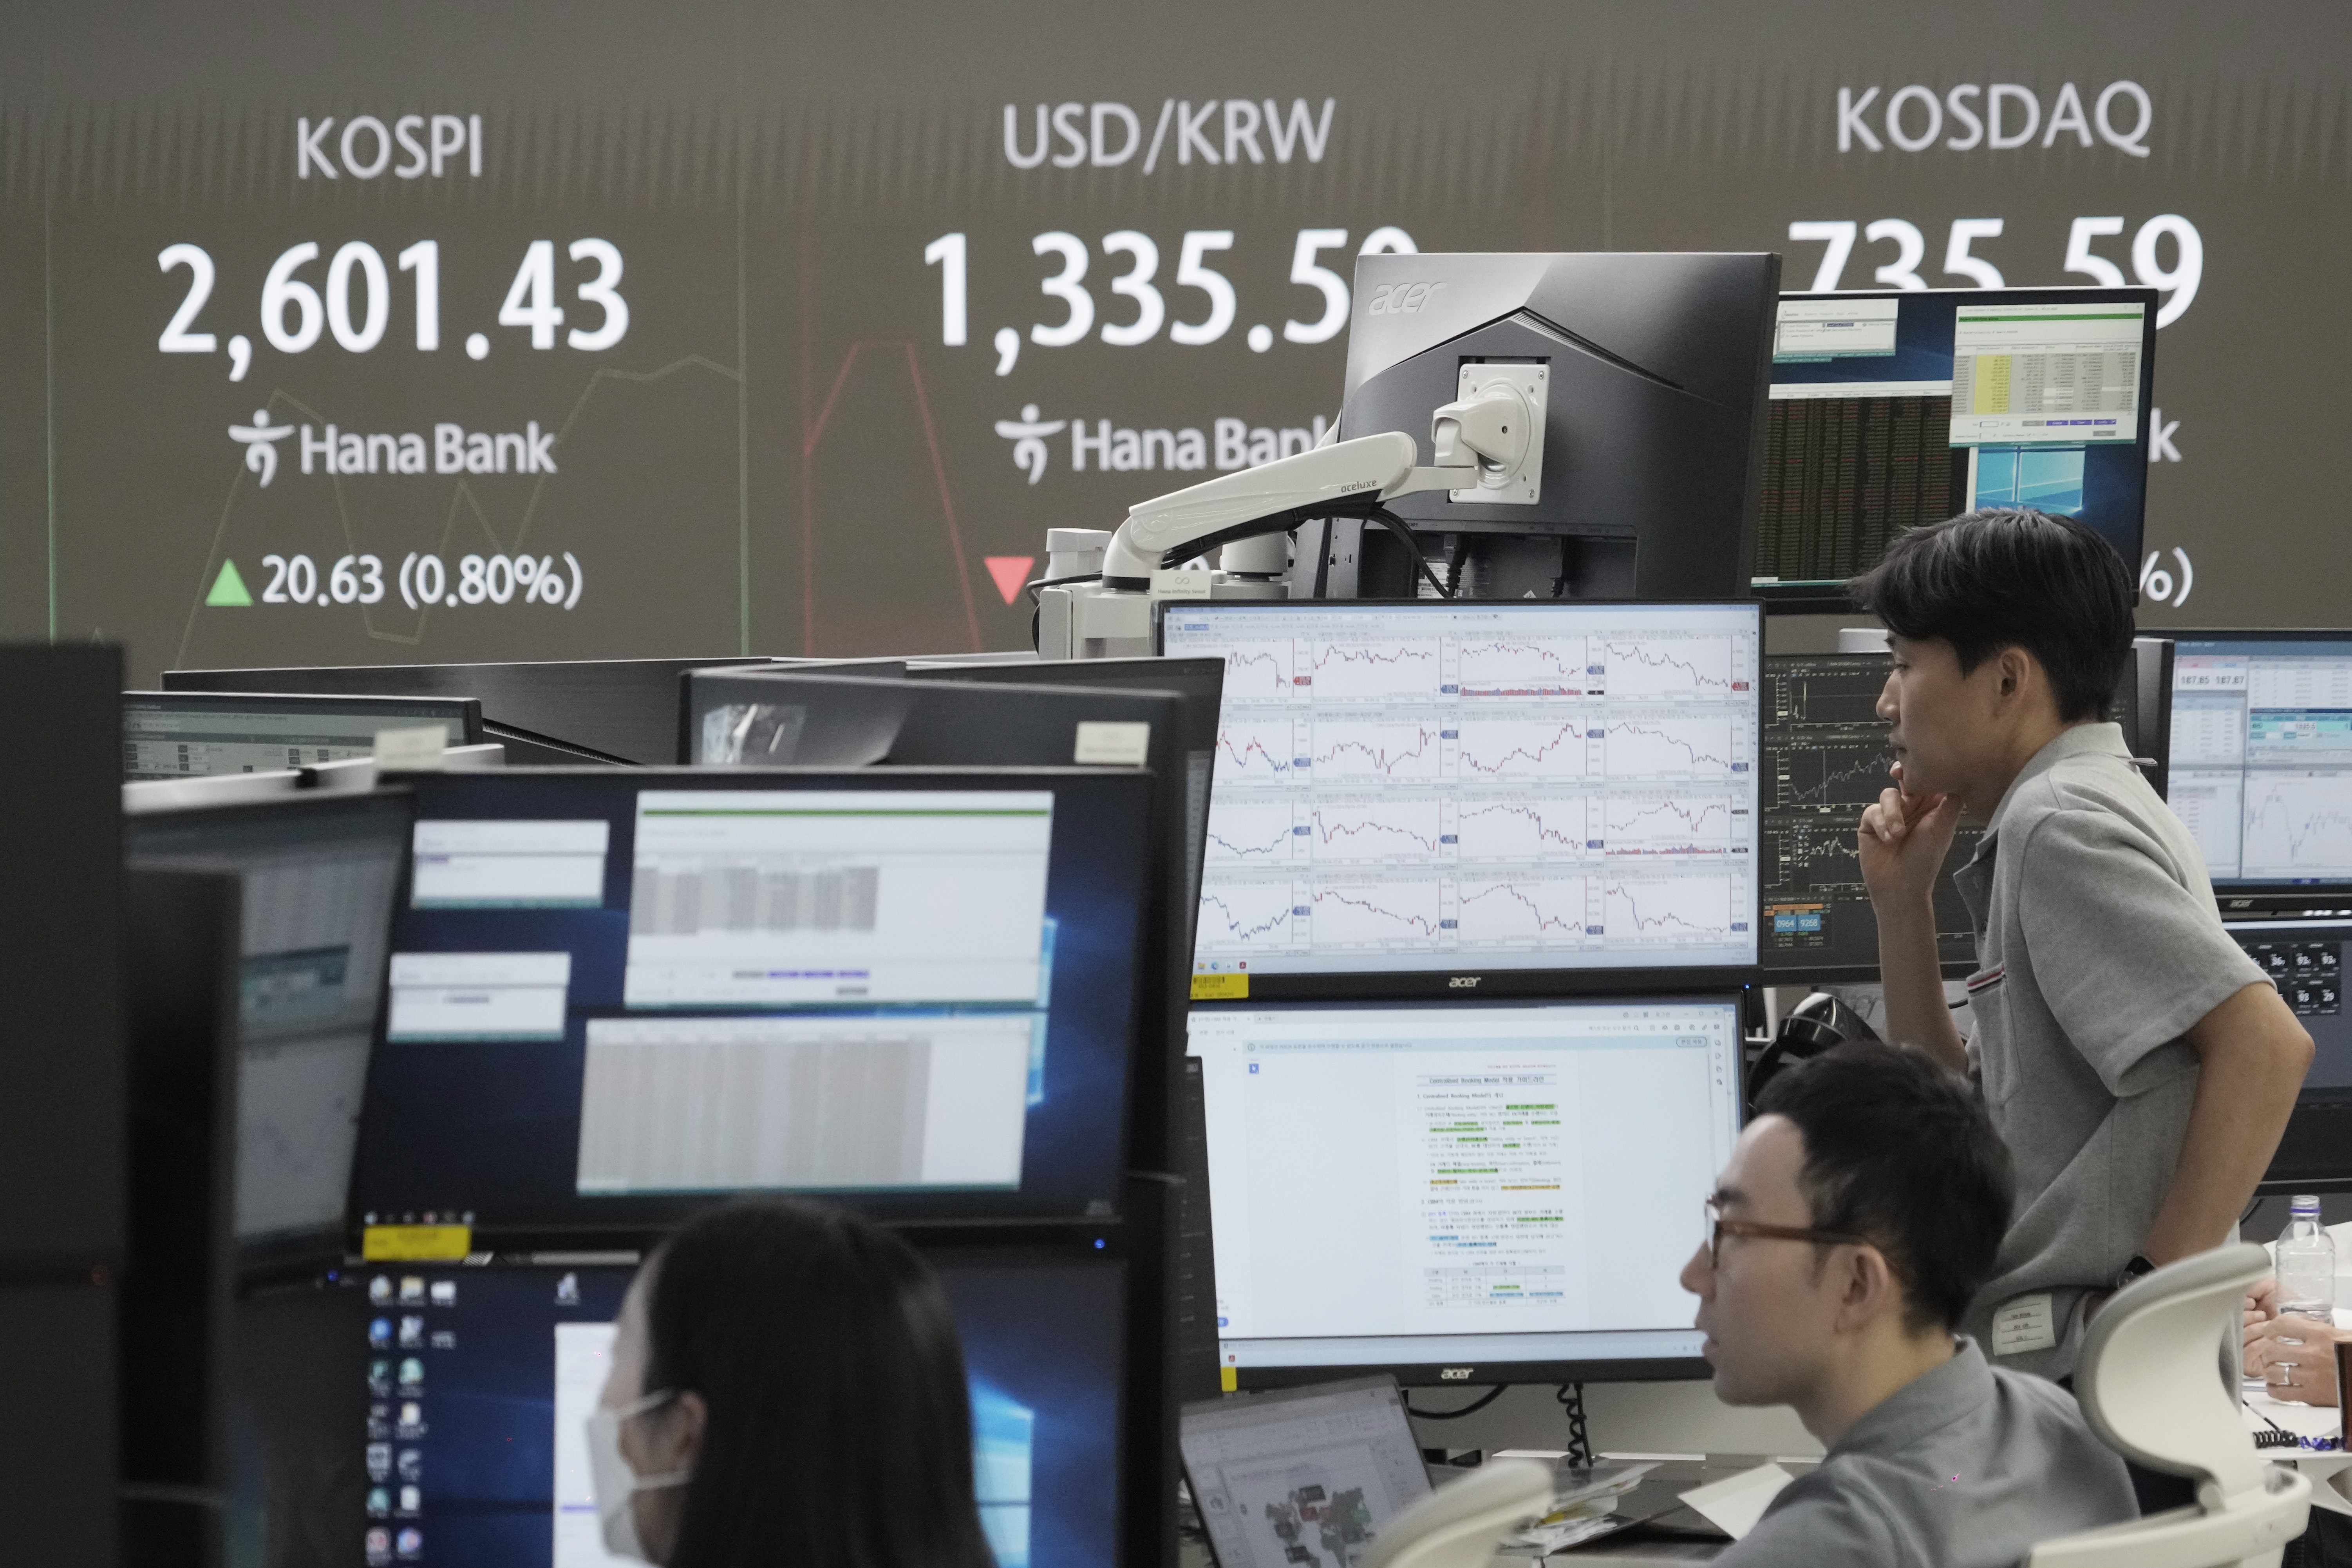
[1187,997,1743,1383]
[123,691,481,779]
[351,1249,1124,1568]
[1159,600,1761,984]
[1759,654,1980,974]
[2170,634,2352,889]
[1753,288,2156,595]
[351,768,1156,1235]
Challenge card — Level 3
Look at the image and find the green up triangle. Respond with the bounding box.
[204,558,253,607]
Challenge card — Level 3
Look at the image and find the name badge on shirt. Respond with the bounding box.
[1992,1292,2058,1356]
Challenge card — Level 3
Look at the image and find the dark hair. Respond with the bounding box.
[642,1198,994,1568]
[1847,508,2135,722]
[1754,1042,2014,1333]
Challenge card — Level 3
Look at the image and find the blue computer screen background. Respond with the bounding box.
[1770,290,2151,567]
[374,1257,1123,1568]
[352,770,1153,1232]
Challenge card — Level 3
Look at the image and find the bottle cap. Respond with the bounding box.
[2292,1194,2322,1212]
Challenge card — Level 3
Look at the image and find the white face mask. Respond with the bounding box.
[585,1388,694,1563]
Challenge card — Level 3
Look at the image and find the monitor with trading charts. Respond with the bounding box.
[2168,632,2352,895]
[1752,287,2157,602]
[1159,599,1761,993]
[349,1248,1125,1568]
[1187,995,1743,1386]
[126,791,412,1266]
[349,768,1156,1238]
[1758,654,1979,976]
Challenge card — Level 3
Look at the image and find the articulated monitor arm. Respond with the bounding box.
[1098,384,1531,589]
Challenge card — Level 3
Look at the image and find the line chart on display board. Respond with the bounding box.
[1307,800,1447,859]
[1205,799,1302,863]
[2240,775,2352,879]
[1455,876,1591,943]
[1453,798,1591,859]
[1454,715,1590,780]
[1197,882,1303,948]
[1602,875,1746,941]
[1305,640,1444,701]
[1603,716,1742,778]
[1310,880,1445,945]
[1605,794,1741,854]
[1214,720,1304,784]
[1217,642,1302,701]
[1454,637,1598,698]
[1309,720,1445,781]
[1601,636,1742,699]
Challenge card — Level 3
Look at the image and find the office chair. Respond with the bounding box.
[1358,1457,1553,1568]
[2028,1243,2312,1567]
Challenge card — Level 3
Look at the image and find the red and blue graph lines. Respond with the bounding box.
[1216,730,1299,777]
[1223,648,1293,696]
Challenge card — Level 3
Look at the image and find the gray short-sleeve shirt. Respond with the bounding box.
[1721,1338,2136,1568]
[1950,724,2269,1378]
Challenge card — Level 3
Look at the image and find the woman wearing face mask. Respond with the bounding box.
[588,1197,997,1568]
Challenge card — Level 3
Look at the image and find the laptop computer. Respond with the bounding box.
[1180,1376,1432,1568]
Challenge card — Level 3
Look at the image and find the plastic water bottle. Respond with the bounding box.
[2278,1195,2338,1322]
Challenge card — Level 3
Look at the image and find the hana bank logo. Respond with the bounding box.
[229,408,297,485]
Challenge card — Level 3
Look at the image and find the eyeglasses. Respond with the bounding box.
[1702,1199,1869,1269]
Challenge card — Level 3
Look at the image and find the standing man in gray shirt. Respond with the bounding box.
[1684,1042,2137,1564]
[1852,509,2312,1381]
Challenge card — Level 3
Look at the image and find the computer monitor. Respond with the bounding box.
[1329,252,1781,601]
[908,656,1228,949]
[1158,599,1763,994]
[164,658,773,765]
[2168,632,2352,902]
[351,768,1157,1239]
[1752,287,2158,604]
[1187,995,1744,1386]
[1758,654,1979,977]
[126,790,413,1270]
[1179,1376,1430,1568]
[348,1246,1127,1568]
[124,691,483,779]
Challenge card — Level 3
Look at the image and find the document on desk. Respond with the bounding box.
[1678,1462,1794,1539]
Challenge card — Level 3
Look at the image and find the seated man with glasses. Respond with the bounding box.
[1681,1043,2137,1565]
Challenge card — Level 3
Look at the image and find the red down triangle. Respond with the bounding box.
[984,556,1036,605]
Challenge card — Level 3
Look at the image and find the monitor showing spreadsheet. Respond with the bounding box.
[1187,996,1742,1385]
[124,691,480,779]
[1753,288,2155,597]
[2168,634,2352,889]
[1159,600,1761,986]
[351,768,1156,1235]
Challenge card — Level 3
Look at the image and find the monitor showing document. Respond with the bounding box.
[1160,600,1762,989]
[1188,996,1743,1385]
[351,768,1156,1235]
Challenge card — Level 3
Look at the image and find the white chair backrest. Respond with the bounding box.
[2029,1242,2311,1568]
[1358,1458,1554,1568]
[2073,1242,2269,1504]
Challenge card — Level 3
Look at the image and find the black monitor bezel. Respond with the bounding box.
[124,787,418,1282]
[2168,628,2352,906]
[1155,596,1767,999]
[350,766,1159,1248]
[1752,284,2161,611]
[1188,990,1746,1390]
